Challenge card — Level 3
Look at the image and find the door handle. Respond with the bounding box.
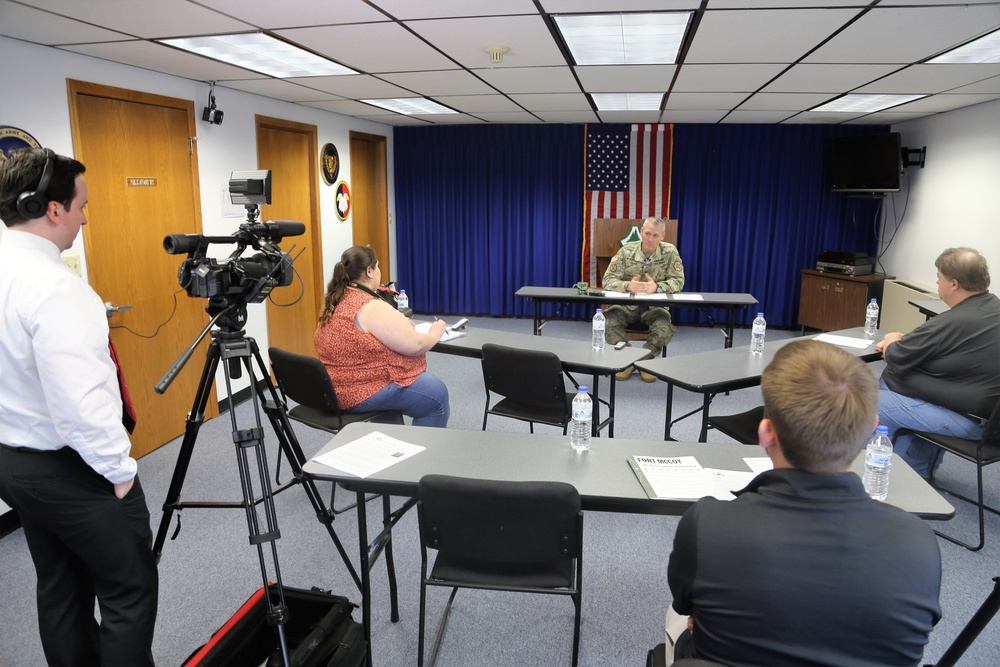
[105,302,133,317]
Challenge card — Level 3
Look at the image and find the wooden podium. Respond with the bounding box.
[593,218,678,287]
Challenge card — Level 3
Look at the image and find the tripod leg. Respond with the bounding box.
[251,343,364,591]
[152,340,221,562]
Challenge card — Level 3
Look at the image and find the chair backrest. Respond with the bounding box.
[268,347,344,415]
[481,343,570,413]
[417,474,582,563]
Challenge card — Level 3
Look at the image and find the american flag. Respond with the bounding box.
[582,123,673,283]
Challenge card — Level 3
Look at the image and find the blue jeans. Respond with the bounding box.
[352,372,450,427]
[878,378,985,477]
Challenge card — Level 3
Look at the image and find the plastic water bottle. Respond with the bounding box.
[397,289,408,310]
[863,425,893,501]
[592,308,606,350]
[570,387,592,452]
[750,312,766,355]
[864,298,879,336]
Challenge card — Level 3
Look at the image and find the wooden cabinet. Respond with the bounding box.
[798,270,890,331]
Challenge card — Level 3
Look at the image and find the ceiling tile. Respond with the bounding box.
[472,111,546,123]
[432,95,523,113]
[664,92,749,110]
[673,63,788,92]
[207,0,388,27]
[533,109,601,123]
[14,0,253,38]
[762,64,901,94]
[662,110,729,123]
[219,79,344,103]
[276,23,457,73]
[854,63,1000,95]
[373,0,538,20]
[685,8,860,64]
[285,75,412,99]
[509,93,592,111]
[405,15,565,69]
[736,92,837,111]
[379,70,496,96]
[804,4,1000,64]
[596,110,662,123]
[473,66,581,94]
[0,0,131,44]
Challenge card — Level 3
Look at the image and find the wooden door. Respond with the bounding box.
[256,116,323,356]
[68,80,217,458]
[348,131,390,281]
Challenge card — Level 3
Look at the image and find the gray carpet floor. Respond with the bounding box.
[0,316,998,666]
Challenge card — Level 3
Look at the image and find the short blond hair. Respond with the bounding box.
[761,340,878,471]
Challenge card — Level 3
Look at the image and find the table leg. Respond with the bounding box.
[533,301,541,335]
[382,495,400,623]
[699,394,712,442]
[355,490,373,667]
[725,307,735,349]
[591,373,601,437]
[664,384,674,440]
[607,373,616,438]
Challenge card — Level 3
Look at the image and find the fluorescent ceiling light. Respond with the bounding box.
[928,28,1000,63]
[362,98,457,115]
[811,94,926,113]
[554,12,691,65]
[159,33,356,78]
[592,93,663,111]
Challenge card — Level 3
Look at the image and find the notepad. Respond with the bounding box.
[415,321,466,341]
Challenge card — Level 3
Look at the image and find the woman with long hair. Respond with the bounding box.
[315,246,449,426]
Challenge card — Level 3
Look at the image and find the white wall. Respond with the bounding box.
[0,36,397,393]
[882,100,1000,289]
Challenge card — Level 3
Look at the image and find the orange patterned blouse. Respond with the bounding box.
[314,288,426,409]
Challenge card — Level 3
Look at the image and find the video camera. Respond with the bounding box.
[163,170,302,327]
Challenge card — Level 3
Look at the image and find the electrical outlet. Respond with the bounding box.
[63,254,82,277]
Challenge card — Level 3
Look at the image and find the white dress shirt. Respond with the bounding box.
[0,229,136,484]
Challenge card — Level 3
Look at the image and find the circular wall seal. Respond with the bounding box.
[321,142,340,185]
[335,181,351,221]
[0,126,41,160]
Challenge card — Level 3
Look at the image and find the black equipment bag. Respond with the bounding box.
[183,584,366,667]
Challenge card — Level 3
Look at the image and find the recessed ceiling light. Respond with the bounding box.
[362,98,457,115]
[928,28,1000,63]
[811,94,926,113]
[592,93,663,111]
[159,33,356,78]
[554,13,691,65]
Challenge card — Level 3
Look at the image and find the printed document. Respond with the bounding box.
[814,333,873,349]
[313,431,424,478]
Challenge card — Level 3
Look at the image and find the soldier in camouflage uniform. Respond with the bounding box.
[601,217,685,381]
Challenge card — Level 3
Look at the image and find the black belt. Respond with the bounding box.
[0,443,70,455]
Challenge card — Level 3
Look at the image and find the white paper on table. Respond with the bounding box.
[814,333,874,350]
[312,431,425,478]
[631,455,713,499]
[668,293,704,301]
[743,457,773,474]
[633,293,670,300]
[705,468,758,500]
[415,321,465,341]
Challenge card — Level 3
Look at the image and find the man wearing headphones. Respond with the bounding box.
[0,148,158,666]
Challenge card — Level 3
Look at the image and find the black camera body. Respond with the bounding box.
[163,171,302,329]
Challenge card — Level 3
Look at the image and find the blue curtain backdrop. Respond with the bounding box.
[394,123,884,327]
[394,124,584,318]
[670,124,885,328]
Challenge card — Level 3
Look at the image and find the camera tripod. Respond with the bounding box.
[152,313,391,664]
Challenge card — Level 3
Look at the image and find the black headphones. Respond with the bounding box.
[17,148,56,219]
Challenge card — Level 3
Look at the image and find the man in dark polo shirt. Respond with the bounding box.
[667,341,941,667]
[876,247,1000,477]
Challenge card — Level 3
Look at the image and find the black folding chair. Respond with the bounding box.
[480,343,575,433]
[268,346,403,513]
[896,400,1000,551]
[417,474,583,667]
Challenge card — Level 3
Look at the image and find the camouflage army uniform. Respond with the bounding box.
[601,240,685,355]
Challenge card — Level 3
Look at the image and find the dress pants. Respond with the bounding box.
[0,445,158,667]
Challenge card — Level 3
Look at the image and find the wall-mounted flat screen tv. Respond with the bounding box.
[829,132,902,193]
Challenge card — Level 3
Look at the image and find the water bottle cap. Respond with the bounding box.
[577,386,589,393]
[870,298,876,303]
[756,312,764,317]
[875,425,889,434]
[595,308,602,313]
[400,289,406,294]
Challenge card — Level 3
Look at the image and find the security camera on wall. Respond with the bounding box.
[201,81,224,125]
